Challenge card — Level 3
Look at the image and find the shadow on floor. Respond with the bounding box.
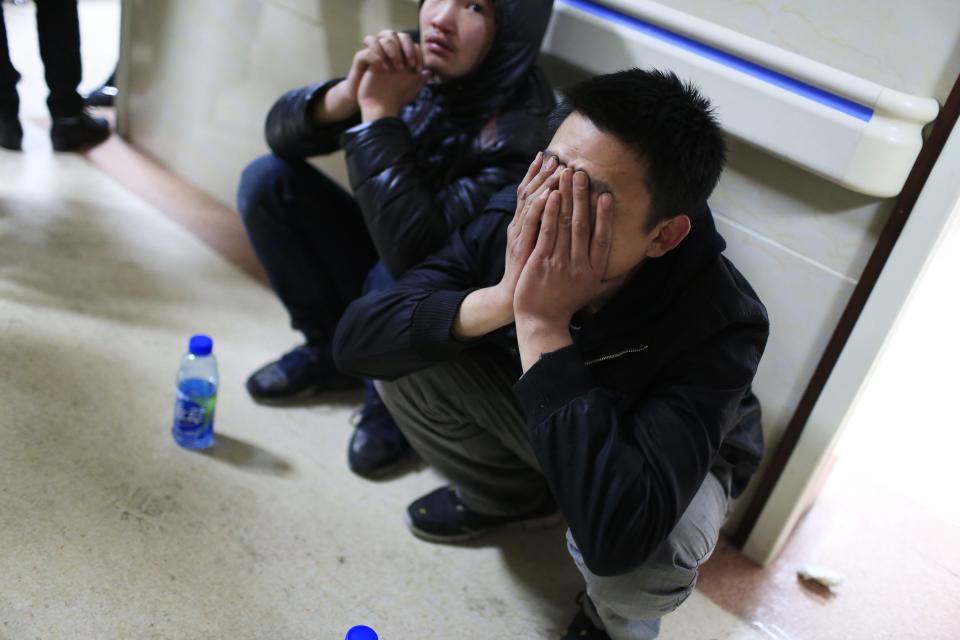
[197,433,294,477]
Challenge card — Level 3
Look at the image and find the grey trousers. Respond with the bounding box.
[377,352,730,640]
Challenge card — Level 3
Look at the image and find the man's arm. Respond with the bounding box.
[334,155,561,378]
[264,32,421,159]
[332,212,509,381]
[264,80,361,159]
[514,322,768,577]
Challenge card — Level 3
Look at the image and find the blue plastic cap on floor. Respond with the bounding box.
[345,625,378,640]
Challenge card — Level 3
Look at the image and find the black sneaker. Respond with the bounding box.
[562,592,611,639]
[405,487,562,543]
[0,113,22,151]
[246,344,359,403]
[50,111,110,151]
[348,383,415,477]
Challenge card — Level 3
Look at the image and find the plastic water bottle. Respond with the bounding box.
[344,626,378,640]
[172,334,218,449]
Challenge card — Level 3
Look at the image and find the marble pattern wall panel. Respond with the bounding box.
[122,0,419,207]
[711,138,888,282]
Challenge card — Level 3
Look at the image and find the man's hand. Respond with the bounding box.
[315,31,426,123]
[513,169,621,371]
[451,152,563,339]
[493,152,564,312]
[356,30,430,121]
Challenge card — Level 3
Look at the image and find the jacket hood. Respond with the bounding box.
[423,0,555,128]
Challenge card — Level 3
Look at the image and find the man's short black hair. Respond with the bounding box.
[550,68,726,229]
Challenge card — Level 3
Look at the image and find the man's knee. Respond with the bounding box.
[571,532,698,622]
[569,474,728,622]
[377,362,454,416]
[236,154,296,223]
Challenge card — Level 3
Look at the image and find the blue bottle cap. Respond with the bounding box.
[345,626,378,640]
[188,334,213,356]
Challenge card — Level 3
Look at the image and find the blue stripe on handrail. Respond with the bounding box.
[559,0,875,122]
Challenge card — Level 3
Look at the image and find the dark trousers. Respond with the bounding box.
[237,154,379,343]
[0,0,84,117]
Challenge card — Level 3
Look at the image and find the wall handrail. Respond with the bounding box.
[545,0,941,197]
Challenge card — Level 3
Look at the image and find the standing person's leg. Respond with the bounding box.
[348,262,415,477]
[378,351,559,539]
[237,154,378,401]
[0,3,24,150]
[564,472,730,640]
[35,0,109,150]
[35,0,81,117]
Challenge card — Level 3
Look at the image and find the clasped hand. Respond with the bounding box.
[345,30,432,120]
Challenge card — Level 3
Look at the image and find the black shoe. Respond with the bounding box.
[348,384,415,477]
[50,111,110,151]
[0,113,22,151]
[246,343,359,403]
[405,487,562,543]
[84,84,117,108]
[562,592,611,639]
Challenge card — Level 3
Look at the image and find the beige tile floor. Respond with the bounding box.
[3,1,959,638]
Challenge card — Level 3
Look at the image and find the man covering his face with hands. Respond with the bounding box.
[333,69,769,640]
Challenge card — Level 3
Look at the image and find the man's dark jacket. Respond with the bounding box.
[333,190,770,577]
[261,0,556,276]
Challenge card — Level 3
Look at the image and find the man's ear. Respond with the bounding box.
[646,214,691,258]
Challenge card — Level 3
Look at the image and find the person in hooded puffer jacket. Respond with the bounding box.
[236,0,555,475]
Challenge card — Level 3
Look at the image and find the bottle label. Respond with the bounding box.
[173,380,217,435]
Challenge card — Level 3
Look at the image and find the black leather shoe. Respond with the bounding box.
[50,111,110,151]
[0,114,22,151]
[246,344,359,403]
[348,385,415,477]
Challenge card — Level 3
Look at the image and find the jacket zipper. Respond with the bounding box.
[584,345,649,366]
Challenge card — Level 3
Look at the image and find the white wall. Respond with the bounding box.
[119,0,419,206]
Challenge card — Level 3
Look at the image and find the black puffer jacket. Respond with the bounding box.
[263,0,556,276]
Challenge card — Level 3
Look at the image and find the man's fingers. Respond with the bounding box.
[513,152,544,225]
[533,190,562,259]
[515,159,560,231]
[397,32,420,70]
[571,170,592,266]
[377,32,406,70]
[517,152,543,196]
[591,192,615,273]
[363,35,392,71]
[554,169,574,264]
[522,154,558,200]
[515,185,550,258]
[522,163,562,222]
